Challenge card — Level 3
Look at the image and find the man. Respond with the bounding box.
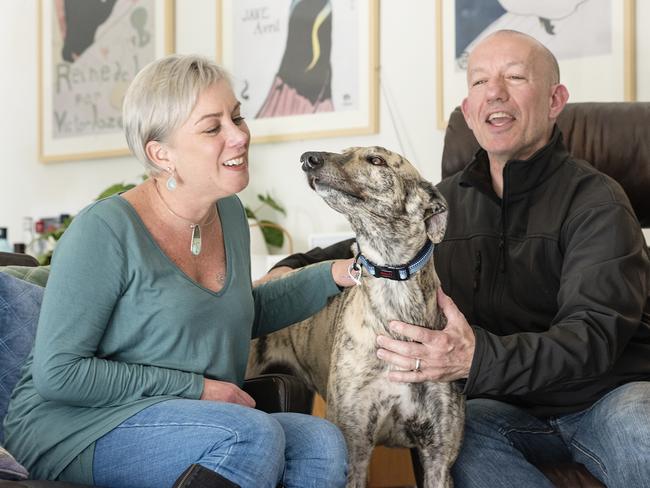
[267,30,650,486]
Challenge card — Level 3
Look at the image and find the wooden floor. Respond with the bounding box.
[312,395,417,488]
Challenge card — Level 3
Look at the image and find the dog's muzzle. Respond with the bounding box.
[300,151,326,172]
[301,151,327,189]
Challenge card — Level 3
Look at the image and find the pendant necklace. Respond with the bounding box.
[153,181,217,256]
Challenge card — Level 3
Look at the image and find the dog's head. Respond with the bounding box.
[301,146,447,243]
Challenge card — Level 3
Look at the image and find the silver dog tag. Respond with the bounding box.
[348,262,362,286]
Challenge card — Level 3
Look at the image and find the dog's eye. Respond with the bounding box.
[367,155,386,166]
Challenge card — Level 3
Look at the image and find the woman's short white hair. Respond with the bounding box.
[123,54,231,175]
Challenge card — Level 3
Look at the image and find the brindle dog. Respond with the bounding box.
[247,147,464,488]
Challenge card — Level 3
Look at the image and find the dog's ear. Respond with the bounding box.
[418,181,448,243]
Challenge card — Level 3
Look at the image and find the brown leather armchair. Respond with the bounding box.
[0,252,313,488]
[442,102,650,226]
[430,101,650,488]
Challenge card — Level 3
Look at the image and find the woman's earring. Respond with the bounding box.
[166,167,177,191]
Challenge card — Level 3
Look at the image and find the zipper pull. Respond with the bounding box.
[498,238,505,272]
[473,250,482,291]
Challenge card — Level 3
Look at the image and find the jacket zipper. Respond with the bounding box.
[491,164,509,320]
[472,250,482,319]
[498,237,505,272]
[500,165,509,273]
[473,250,482,291]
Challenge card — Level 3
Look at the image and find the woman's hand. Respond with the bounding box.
[331,258,357,288]
[200,378,256,407]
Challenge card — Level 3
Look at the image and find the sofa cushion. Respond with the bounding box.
[0,267,50,289]
[0,273,44,443]
[0,445,29,481]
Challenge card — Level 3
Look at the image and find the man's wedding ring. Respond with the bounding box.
[414,358,422,372]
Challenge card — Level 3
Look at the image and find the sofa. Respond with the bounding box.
[421,101,650,488]
[0,251,313,487]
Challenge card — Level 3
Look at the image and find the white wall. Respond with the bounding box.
[1,0,649,252]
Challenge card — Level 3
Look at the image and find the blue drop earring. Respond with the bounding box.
[166,167,177,191]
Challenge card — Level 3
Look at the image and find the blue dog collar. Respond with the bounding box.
[355,240,434,281]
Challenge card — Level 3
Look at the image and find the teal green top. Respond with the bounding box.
[3,195,340,483]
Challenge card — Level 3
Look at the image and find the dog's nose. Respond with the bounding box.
[301,152,324,171]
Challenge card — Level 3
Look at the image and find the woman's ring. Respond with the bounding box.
[414,358,421,372]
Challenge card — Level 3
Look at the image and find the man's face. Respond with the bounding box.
[461,33,566,165]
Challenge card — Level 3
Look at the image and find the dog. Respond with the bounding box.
[247,146,464,488]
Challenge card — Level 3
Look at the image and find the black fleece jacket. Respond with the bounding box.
[274,129,650,417]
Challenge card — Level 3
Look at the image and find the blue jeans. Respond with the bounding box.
[91,399,347,488]
[452,381,650,488]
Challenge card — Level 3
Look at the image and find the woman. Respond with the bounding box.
[3,55,354,488]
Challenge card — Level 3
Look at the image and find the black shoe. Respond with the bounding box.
[172,464,241,488]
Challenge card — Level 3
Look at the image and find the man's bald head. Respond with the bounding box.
[476,30,560,85]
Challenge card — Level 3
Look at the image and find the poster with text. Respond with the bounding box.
[39,0,174,161]
[218,0,379,143]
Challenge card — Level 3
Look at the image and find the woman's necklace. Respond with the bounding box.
[153,181,217,256]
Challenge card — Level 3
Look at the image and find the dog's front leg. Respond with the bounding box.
[413,384,464,488]
[344,440,373,488]
[326,379,375,488]
[328,409,374,488]
[417,447,455,488]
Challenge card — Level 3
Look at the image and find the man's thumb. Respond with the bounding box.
[437,287,457,319]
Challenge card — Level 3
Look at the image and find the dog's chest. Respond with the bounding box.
[364,275,435,326]
[330,280,449,443]
[333,280,436,373]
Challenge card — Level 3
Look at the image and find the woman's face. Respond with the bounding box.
[165,80,250,199]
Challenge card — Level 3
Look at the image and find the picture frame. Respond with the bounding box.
[38,0,175,162]
[436,0,636,129]
[217,0,379,144]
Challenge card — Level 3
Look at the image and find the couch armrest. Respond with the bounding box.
[243,374,314,414]
[0,253,39,267]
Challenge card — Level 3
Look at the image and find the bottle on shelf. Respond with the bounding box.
[0,227,12,253]
[22,217,35,256]
[30,219,49,259]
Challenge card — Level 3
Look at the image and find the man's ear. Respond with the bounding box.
[460,97,474,131]
[549,83,569,120]
[145,140,171,171]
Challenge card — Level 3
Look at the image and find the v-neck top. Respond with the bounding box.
[3,194,340,482]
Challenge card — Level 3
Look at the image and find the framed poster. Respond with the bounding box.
[436,0,636,128]
[217,0,379,143]
[38,0,175,162]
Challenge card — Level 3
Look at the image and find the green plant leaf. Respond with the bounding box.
[260,220,284,248]
[244,206,256,219]
[96,183,136,200]
[257,193,286,216]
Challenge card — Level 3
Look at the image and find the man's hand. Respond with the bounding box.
[375,287,475,383]
[200,378,256,407]
[253,266,293,286]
